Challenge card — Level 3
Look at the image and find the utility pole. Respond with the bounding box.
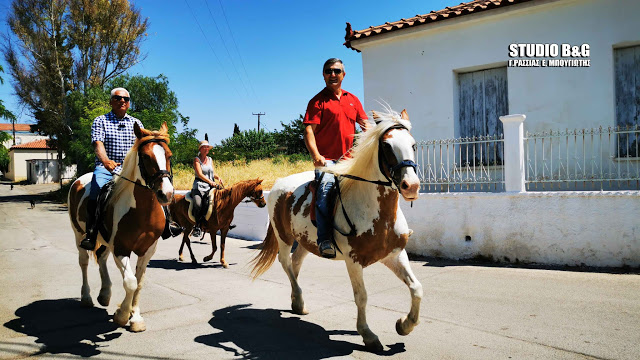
[252,112,265,132]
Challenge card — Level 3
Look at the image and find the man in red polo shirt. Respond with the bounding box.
[303,58,368,258]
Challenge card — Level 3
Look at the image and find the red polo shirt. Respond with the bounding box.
[303,88,368,160]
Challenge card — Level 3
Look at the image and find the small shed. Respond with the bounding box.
[5,139,74,183]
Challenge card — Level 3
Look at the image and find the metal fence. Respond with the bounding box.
[416,135,505,192]
[525,125,640,191]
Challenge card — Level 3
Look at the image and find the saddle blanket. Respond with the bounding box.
[184,190,216,224]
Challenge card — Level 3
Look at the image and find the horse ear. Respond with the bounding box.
[160,121,168,133]
[134,122,143,139]
[400,109,409,121]
[205,133,209,141]
[257,178,263,184]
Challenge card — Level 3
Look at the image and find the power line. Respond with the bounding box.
[203,0,251,99]
[216,0,260,103]
[183,0,247,105]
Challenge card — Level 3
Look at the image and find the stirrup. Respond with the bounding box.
[191,226,202,238]
[318,240,336,259]
[79,236,96,250]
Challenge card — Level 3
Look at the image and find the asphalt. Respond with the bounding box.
[0,182,638,359]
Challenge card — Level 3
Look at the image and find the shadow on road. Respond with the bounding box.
[3,298,121,357]
[148,258,234,271]
[194,304,405,359]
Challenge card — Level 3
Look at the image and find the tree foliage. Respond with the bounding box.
[273,115,306,155]
[1,0,147,182]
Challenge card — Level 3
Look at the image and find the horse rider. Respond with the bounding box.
[190,137,225,237]
[303,58,369,258]
[79,87,182,250]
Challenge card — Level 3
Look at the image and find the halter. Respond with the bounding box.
[114,138,173,191]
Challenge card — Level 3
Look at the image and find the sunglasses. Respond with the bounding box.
[112,95,130,102]
[324,68,343,75]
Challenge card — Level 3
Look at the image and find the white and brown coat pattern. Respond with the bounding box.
[252,110,423,352]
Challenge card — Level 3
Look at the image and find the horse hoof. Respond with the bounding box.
[191,258,198,264]
[113,309,129,327]
[364,338,384,353]
[203,255,212,262]
[178,254,184,262]
[221,261,229,269]
[292,303,308,315]
[80,297,94,308]
[97,294,111,307]
[129,321,146,332]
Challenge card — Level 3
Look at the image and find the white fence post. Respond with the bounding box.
[500,114,526,192]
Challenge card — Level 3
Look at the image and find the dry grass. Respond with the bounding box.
[173,158,314,191]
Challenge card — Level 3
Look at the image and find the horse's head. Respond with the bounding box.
[134,122,174,205]
[247,179,267,208]
[376,110,420,201]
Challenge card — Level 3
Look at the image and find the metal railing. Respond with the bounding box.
[416,135,505,192]
[525,125,640,191]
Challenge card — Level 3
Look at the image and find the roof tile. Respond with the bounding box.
[10,139,53,150]
[344,0,534,51]
[0,123,32,132]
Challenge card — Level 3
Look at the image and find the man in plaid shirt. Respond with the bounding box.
[80,88,182,249]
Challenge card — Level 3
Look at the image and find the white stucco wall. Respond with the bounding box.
[399,191,640,267]
[204,188,639,267]
[5,149,55,182]
[351,0,640,141]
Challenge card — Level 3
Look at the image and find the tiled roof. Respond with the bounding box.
[0,123,32,132]
[10,139,53,150]
[344,0,534,51]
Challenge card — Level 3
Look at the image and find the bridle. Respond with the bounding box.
[114,138,173,191]
[325,123,419,239]
[332,123,418,190]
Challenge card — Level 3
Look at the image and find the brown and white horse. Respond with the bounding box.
[170,179,267,267]
[251,109,422,352]
[68,122,174,332]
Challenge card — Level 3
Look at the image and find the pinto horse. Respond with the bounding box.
[170,179,266,267]
[68,122,174,332]
[251,109,422,352]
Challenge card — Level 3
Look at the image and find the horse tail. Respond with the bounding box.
[250,223,278,279]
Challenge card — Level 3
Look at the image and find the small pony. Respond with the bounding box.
[170,179,266,267]
[251,109,422,352]
[68,122,174,332]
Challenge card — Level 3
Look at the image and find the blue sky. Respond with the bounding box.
[0,0,458,144]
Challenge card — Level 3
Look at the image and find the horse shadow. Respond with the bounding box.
[194,304,405,359]
[3,298,121,357]
[147,259,236,271]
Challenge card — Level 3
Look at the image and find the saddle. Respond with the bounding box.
[184,189,216,224]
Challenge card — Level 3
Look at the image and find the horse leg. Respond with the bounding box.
[203,231,218,263]
[277,241,308,315]
[112,254,137,329]
[178,232,186,262]
[96,246,112,306]
[185,235,197,264]
[77,239,93,307]
[219,228,228,268]
[380,249,423,336]
[128,241,158,332]
[345,259,383,352]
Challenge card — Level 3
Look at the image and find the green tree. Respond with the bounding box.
[233,123,240,136]
[172,114,200,165]
[214,129,277,161]
[0,131,11,174]
[2,0,147,185]
[274,115,307,155]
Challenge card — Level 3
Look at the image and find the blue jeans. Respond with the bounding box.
[315,160,335,244]
[89,166,114,202]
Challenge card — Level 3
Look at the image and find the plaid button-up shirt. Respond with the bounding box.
[91,112,143,173]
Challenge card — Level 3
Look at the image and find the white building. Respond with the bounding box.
[345,0,639,148]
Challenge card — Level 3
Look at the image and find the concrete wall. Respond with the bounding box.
[400,191,640,267]
[224,190,640,268]
[351,0,640,141]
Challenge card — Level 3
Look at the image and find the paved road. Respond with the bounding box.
[0,182,639,359]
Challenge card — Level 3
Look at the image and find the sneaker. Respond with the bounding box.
[191,227,202,238]
[318,240,336,259]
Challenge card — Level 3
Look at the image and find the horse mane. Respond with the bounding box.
[108,127,171,205]
[330,108,411,195]
[215,178,261,210]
